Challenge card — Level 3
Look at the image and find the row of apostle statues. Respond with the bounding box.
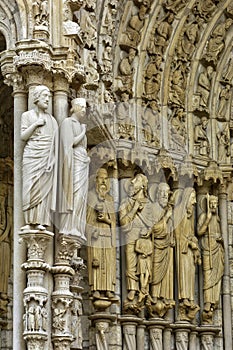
[20,85,224,324]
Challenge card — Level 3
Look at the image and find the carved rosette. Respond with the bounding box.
[20,230,54,350]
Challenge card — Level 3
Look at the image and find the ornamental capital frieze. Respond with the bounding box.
[53,59,85,84]
[199,160,224,186]
[14,49,52,72]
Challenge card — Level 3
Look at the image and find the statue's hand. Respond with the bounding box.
[36,117,45,127]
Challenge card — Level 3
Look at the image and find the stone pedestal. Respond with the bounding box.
[20,229,54,350]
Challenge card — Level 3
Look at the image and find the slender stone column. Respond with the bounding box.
[11,77,28,350]
[163,327,172,350]
[53,76,69,126]
[51,235,79,350]
[219,182,232,350]
[20,229,54,350]
[146,319,168,350]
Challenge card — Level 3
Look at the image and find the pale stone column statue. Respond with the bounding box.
[59,98,90,241]
[21,85,58,231]
[145,182,175,317]
[174,187,201,321]
[87,168,116,301]
[197,194,224,324]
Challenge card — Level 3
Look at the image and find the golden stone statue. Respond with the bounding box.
[119,174,153,304]
[174,187,201,321]
[197,194,224,324]
[87,168,116,300]
[145,182,175,316]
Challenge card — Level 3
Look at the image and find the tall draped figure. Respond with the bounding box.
[59,98,90,241]
[21,85,58,231]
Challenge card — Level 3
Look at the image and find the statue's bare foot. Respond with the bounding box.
[127,290,136,301]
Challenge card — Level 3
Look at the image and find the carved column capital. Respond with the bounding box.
[19,231,54,262]
[3,72,27,93]
[55,235,80,266]
[53,75,70,93]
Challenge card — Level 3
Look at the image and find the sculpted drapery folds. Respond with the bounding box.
[119,174,153,303]
[174,187,201,321]
[197,195,224,323]
[145,182,175,314]
[59,98,90,241]
[21,85,58,231]
[87,168,116,299]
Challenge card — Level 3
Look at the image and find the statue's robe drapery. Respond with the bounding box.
[87,190,116,293]
[198,213,224,305]
[59,117,90,241]
[150,203,174,300]
[21,110,58,226]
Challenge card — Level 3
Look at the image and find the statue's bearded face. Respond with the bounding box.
[157,185,170,208]
[96,172,109,195]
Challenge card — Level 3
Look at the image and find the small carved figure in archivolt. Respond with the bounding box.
[194,116,210,156]
[197,66,214,111]
[217,124,230,163]
[217,84,231,121]
[21,85,58,231]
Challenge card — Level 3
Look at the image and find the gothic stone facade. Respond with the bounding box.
[1,0,233,349]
